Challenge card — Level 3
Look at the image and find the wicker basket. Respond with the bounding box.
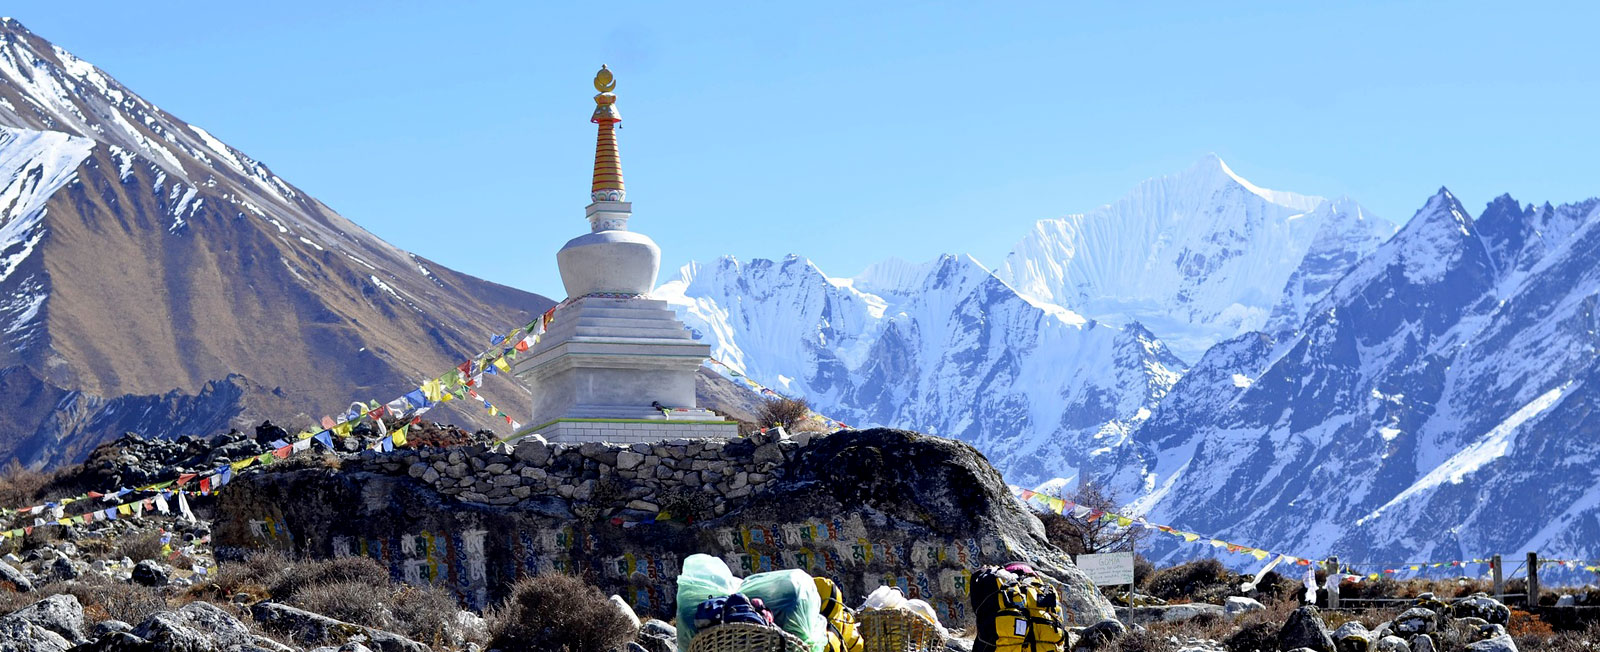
[688,622,809,652]
[859,608,946,652]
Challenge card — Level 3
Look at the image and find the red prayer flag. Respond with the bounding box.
[176,474,196,487]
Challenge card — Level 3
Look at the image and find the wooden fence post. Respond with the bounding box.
[1526,552,1540,608]
[1326,556,1340,609]
[1491,554,1503,601]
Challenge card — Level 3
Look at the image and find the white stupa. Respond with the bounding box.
[510,66,738,443]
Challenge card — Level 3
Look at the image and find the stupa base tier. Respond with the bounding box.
[525,418,739,444]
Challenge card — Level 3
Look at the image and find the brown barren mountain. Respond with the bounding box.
[0,18,560,467]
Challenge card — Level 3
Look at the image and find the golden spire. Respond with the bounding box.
[590,65,624,203]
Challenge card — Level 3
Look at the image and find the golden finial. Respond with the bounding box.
[593,65,616,94]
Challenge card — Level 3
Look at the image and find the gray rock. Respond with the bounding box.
[1074,619,1126,650]
[1375,635,1411,652]
[1224,596,1265,616]
[1451,594,1509,625]
[1115,603,1225,625]
[1412,634,1436,652]
[131,560,171,587]
[73,630,151,651]
[636,618,676,652]
[130,601,257,652]
[91,621,133,637]
[1464,632,1517,652]
[251,602,430,652]
[0,594,83,643]
[0,617,70,651]
[616,451,646,470]
[753,443,784,465]
[1331,621,1370,652]
[1393,608,1437,635]
[1277,606,1335,652]
[46,556,76,581]
[0,561,32,593]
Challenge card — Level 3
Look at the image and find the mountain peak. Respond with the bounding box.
[1182,154,1322,213]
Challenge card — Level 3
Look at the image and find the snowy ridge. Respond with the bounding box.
[0,124,94,343]
[996,155,1393,359]
[659,253,1186,484]
[1099,187,1600,569]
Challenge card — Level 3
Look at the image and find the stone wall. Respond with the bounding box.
[213,428,1116,627]
[534,419,739,445]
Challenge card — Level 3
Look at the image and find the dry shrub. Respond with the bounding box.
[40,578,168,624]
[0,460,53,510]
[0,587,40,616]
[389,583,467,646]
[1506,608,1554,637]
[757,396,811,431]
[213,550,289,600]
[488,573,638,652]
[1528,622,1600,651]
[212,551,465,645]
[268,554,391,599]
[1110,632,1177,652]
[1222,621,1277,652]
[1144,558,1231,603]
[289,580,394,629]
[112,531,166,563]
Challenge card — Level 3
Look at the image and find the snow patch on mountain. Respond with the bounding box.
[997,155,1393,359]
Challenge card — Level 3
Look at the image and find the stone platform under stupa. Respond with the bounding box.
[510,65,737,444]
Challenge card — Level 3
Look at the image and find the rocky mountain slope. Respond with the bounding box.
[996,156,1395,359]
[1109,189,1600,567]
[0,18,554,467]
[657,253,1185,483]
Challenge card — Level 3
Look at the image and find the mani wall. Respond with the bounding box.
[213,428,1116,627]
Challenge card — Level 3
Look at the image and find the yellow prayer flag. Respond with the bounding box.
[1181,533,1200,542]
[391,426,408,447]
[117,504,133,516]
[1114,516,1132,527]
[332,422,353,437]
[493,357,511,374]
[1251,549,1269,560]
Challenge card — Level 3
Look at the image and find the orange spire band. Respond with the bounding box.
[590,65,624,203]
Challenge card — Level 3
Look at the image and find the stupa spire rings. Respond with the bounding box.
[589,65,625,206]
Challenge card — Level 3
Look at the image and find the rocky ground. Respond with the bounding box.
[0,426,1594,651]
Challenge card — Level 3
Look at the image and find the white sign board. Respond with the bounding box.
[1076,552,1135,587]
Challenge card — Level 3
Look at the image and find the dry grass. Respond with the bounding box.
[488,573,638,652]
[39,577,168,624]
[112,531,166,563]
[267,554,391,598]
[205,551,472,647]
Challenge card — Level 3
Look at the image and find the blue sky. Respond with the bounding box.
[10,2,1597,299]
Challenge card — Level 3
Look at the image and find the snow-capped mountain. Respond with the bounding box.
[657,254,1186,483]
[996,156,1396,360]
[0,18,555,466]
[1108,189,1600,566]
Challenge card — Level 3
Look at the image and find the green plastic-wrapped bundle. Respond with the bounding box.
[741,569,825,651]
[676,554,742,650]
[674,554,827,652]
